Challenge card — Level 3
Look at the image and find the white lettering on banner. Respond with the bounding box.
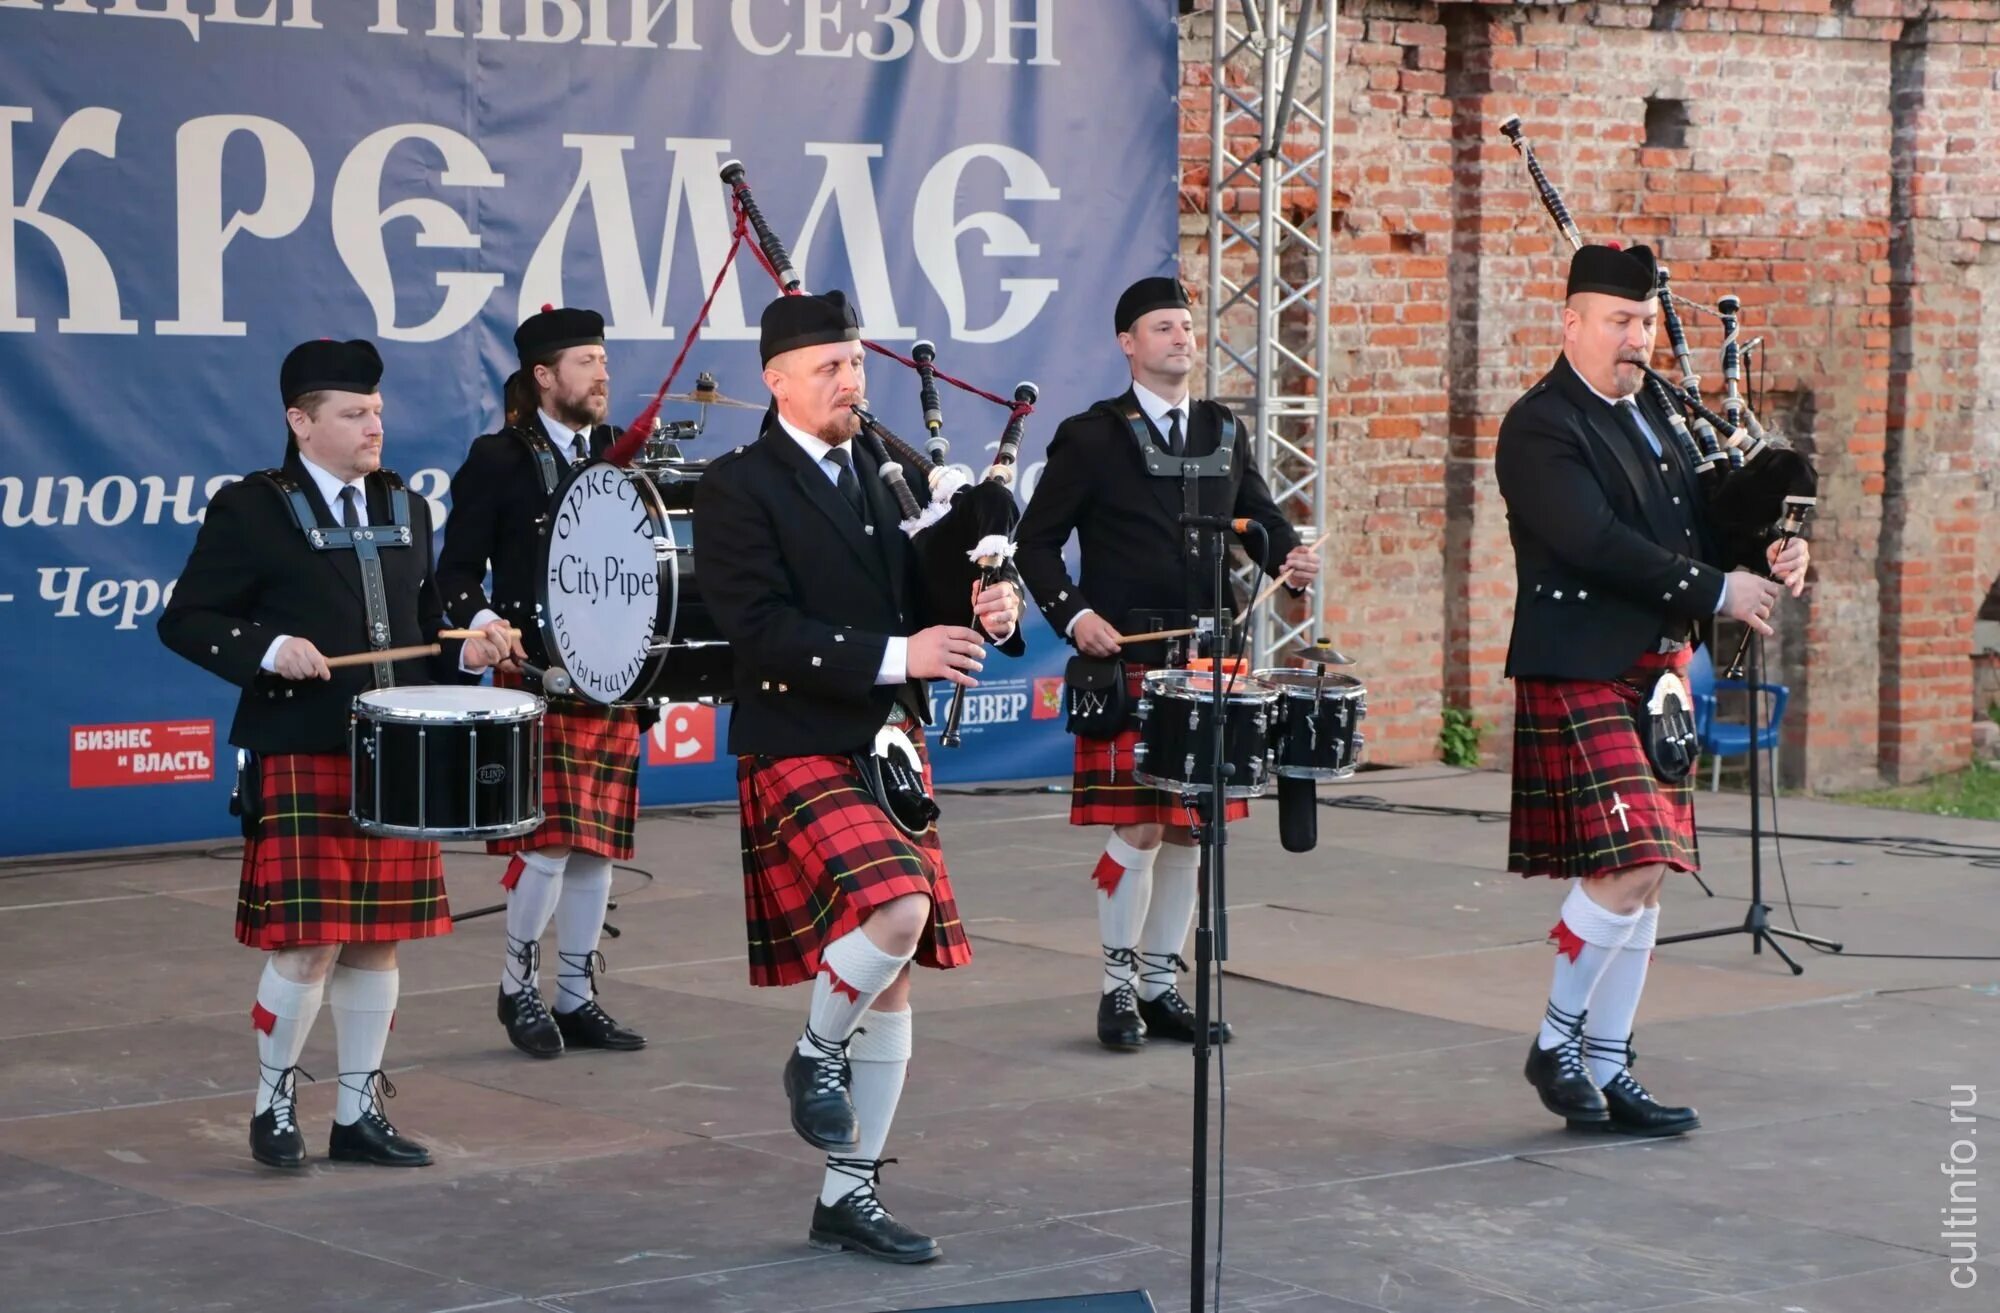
[369,0,459,37]
[140,475,205,525]
[157,116,314,336]
[521,0,580,43]
[474,0,508,40]
[39,566,175,629]
[209,0,319,28]
[521,135,752,342]
[988,0,1056,66]
[622,0,697,49]
[332,124,506,342]
[729,0,786,56]
[927,689,1028,728]
[919,0,979,63]
[856,0,913,61]
[408,467,450,528]
[799,0,847,57]
[912,143,1058,344]
[104,0,201,42]
[3,472,245,528]
[795,143,912,338]
[0,106,137,334]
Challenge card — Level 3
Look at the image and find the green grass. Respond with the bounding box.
[1834,759,2000,820]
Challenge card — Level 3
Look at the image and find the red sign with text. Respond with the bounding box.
[646,703,718,766]
[70,720,215,789]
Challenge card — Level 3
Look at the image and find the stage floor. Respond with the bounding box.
[3,766,1996,1312]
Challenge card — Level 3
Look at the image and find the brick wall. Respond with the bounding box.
[1179,0,2000,789]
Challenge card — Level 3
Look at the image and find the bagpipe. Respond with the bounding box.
[604,158,1035,747]
[1500,115,1816,677]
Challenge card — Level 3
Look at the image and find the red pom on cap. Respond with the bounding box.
[541,303,554,313]
[1604,240,1623,251]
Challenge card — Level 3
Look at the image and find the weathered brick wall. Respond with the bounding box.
[1178,0,2000,789]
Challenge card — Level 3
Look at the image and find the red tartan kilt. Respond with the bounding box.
[737,728,970,988]
[1508,647,1700,880]
[236,753,451,950]
[487,672,641,861]
[1070,669,1251,828]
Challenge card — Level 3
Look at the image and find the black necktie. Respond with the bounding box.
[571,431,588,463]
[1165,407,1185,457]
[825,446,867,521]
[339,486,362,529]
[1610,401,1660,460]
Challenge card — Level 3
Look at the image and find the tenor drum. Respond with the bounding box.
[536,460,732,705]
[1132,669,1277,799]
[1254,668,1367,781]
[350,686,545,839]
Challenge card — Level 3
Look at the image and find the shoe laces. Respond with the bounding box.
[1585,1036,1653,1101]
[556,947,608,1002]
[1104,981,1139,1015]
[1137,951,1188,995]
[800,1024,852,1096]
[506,935,543,996]
[826,1155,898,1222]
[1101,944,1140,992]
[258,1062,314,1135]
[1542,1002,1591,1080]
[339,1068,401,1133]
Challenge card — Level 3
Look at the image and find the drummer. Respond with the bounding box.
[1014,276,1320,1051]
[159,338,510,1169]
[438,305,651,1060]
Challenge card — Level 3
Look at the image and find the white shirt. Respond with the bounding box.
[1577,377,1727,615]
[260,453,479,674]
[776,413,908,685]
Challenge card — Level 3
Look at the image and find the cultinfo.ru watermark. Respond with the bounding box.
[1943,1084,1978,1290]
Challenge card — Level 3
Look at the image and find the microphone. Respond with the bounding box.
[1278,775,1318,854]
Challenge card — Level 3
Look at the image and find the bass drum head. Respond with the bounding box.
[536,462,668,705]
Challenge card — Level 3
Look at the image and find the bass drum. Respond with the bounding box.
[536,459,732,706]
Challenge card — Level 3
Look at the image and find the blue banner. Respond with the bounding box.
[0,0,1178,856]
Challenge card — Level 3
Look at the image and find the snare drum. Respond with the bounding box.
[350,686,545,839]
[1255,668,1367,781]
[1132,669,1277,799]
[537,459,732,706]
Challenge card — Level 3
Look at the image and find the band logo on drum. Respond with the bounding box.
[544,466,665,702]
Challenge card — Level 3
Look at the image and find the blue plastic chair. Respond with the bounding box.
[1689,644,1789,792]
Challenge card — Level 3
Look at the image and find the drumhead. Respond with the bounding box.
[354,685,544,722]
[1251,669,1366,698]
[538,463,669,704]
[1142,668,1276,703]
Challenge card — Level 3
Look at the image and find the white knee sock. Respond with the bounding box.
[329,963,399,1126]
[501,847,566,995]
[821,1008,912,1206]
[553,853,614,1013]
[1538,881,1642,1050]
[1584,905,1659,1084]
[1094,833,1157,993]
[252,958,324,1116]
[796,927,913,1057]
[1136,843,1200,1001]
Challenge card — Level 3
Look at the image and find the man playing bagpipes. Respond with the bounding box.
[692,290,1025,1263]
[158,339,512,1169]
[437,306,649,1061]
[1013,276,1321,1052]
[1499,244,1807,1136]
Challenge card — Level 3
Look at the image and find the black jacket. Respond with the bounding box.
[692,417,1024,758]
[1014,389,1300,665]
[435,416,615,655]
[158,450,469,754]
[1496,354,1756,680]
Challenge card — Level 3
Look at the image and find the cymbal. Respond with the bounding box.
[1277,637,1355,667]
[638,387,764,411]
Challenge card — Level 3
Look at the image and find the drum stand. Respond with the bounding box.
[1150,440,1238,1313]
[1658,633,1841,973]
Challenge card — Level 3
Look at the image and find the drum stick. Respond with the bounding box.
[1117,627,1198,645]
[324,644,441,669]
[437,626,520,640]
[1241,531,1334,622]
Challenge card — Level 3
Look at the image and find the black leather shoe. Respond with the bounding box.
[250,1107,306,1169]
[809,1158,942,1264]
[1097,984,1146,1051]
[250,1063,310,1168]
[498,985,564,1059]
[1572,1039,1698,1136]
[1136,984,1232,1045]
[554,999,646,1051]
[328,1072,431,1167]
[1524,1006,1607,1123]
[783,1031,858,1152]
